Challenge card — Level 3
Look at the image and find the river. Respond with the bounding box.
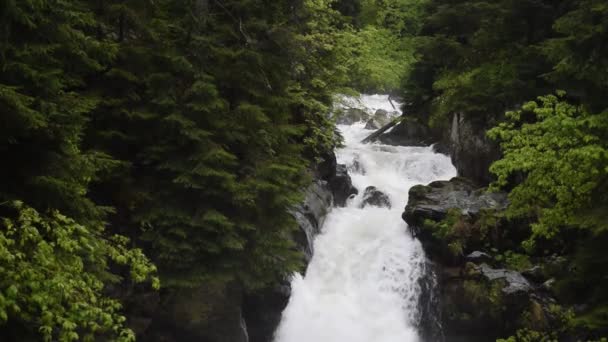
[274,95,456,342]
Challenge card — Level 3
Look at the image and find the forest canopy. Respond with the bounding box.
[1,0,608,340]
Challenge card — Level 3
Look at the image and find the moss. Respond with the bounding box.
[462,279,503,314]
[409,184,431,198]
[572,305,608,331]
[495,251,532,271]
[448,240,464,258]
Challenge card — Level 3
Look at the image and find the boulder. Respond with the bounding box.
[336,108,368,125]
[360,186,391,209]
[477,263,532,296]
[364,109,391,130]
[447,112,501,185]
[291,180,333,261]
[377,117,435,146]
[141,281,248,342]
[328,164,358,207]
[466,251,494,265]
[315,152,358,207]
[403,176,561,341]
[522,265,544,283]
[243,284,291,342]
[404,177,508,228]
[439,263,545,341]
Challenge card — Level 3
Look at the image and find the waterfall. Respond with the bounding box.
[273,95,457,342]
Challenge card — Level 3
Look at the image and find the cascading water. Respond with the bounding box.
[274,95,456,342]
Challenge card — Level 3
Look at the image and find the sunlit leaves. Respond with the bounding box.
[0,202,158,341]
[489,94,608,244]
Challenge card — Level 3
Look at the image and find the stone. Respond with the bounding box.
[376,117,434,146]
[447,112,501,185]
[522,265,544,283]
[466,251,494,265]
[403,177,508,229]
[541,278,556,293]
[336,107,369,125]
[477,263,532,296]
[290,180,333,261]
[243,284,291,342]
[364,109,391,130]
[314,151,358,207]
[360,186,391,209]
[141,281,248,342]
[328,164,358,207]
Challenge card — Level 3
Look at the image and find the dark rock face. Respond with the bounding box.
[404,177,508,228]
[403,176,559,341]
[404,177,508,265]
[336,108,369,125]
[328,164,358,207]
[360,186,391,209]
[477,263,532,295]
[376,117,435,146]
[438,260,554,342]
[417,261,445,342]
[291,180,333,261]
[447,113,501,185]
[141,282,248,342]
[466,251,494,265]
[316,152,358,207]
[243,284,291,342]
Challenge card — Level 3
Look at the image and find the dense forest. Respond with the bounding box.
[403,0,608,339]
[1,0,607,341]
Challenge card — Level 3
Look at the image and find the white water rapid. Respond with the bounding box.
[274,95,457,342]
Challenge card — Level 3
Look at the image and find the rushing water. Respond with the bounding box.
[274,95,456,342]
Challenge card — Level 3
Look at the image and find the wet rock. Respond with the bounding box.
[402,176,560,340]
[141,282,248,342]
[377,117,434,146]
[315,152,358,207]
[541,278,556,294]
[522,265,544,283]
[403,177,509,266]
[291,180,333,261]
[404,177,507,228]
[360,186,391,209]
[364,109,391,130]
[477,263,532,296]
[243,284,291,342]
[336,108,369,125]
[447,112,501,185]
[466,251,494,265]
[329,164,358,207]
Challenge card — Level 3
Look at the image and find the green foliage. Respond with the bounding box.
[495,251,532,272]
[489,93,608,241]
[0,201,157,341]
[498,304,576,342]
[325,0,427,93]
[489,93,608,336]
[402,0,558,125]
[403,0,608,338]
[0,0,364,339]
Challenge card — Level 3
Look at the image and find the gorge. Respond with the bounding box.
[274,95,456,342]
